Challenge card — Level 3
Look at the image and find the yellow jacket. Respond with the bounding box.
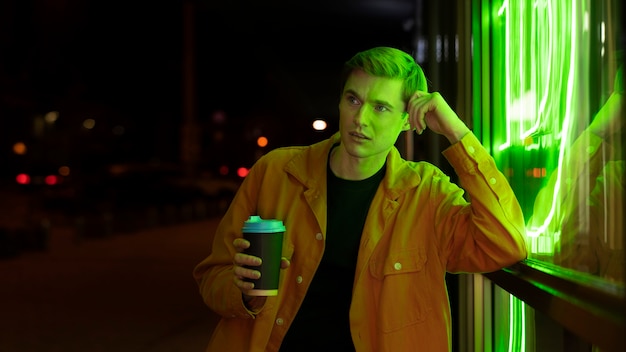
[193,132,527,352]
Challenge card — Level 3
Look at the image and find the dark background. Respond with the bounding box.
[0,0,434,253]
[0,0,421,179]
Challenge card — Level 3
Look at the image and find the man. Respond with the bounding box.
[528,65,623,281]
[193,46,527,351]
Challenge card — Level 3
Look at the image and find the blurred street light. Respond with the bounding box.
[312,119,328,131]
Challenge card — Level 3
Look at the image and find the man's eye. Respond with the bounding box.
[347,96,359,104]
[374,105,389,112]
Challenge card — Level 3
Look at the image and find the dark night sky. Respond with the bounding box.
[1,1,184,128]
[0,0,417,176]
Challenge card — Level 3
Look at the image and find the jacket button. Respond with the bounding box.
[394,262,402,270]
[315,232,323,240]
[489,177,497,185]
[296,275,303,284]
[468,146,476,154]
[276,318,284,325]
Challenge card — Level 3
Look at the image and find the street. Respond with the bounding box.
[0,219,221,352]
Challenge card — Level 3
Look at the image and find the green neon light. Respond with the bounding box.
[508,295,526,352]
[482,0,600,351]
[495,0,582,243]
[498,0,565,152]
[473,0,622,348]
[520,1,553,141]
[527,2,579,239]
[498,0,512,151]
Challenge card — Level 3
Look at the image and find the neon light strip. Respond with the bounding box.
[498,0,512,151]
[526,0,578,238]
[508,294,515,352]
[520,1,553,140]
[508,295,527,352]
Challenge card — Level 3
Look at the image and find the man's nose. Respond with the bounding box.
[353,107,369,126]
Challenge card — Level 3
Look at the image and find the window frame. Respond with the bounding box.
[484,259,626,351]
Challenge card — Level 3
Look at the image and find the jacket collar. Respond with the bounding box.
[284,132,422,198]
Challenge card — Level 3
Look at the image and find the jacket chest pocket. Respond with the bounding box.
[369,248,432,332]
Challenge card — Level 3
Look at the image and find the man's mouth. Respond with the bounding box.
[349,131,370,140]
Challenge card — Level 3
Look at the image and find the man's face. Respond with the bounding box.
[338,69,408,160]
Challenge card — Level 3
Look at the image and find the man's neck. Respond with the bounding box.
[329,145,387,181]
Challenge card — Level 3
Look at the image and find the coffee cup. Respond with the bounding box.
[241,215,285,296]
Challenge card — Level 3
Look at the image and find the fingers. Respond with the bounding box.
[407,91,432,134]
[233,275,255,291]
[233,237,250,250]
[233,262,260,291]
[232,238,261,291]
[231,238,291,293]
[407,91,463,140]
[234,251,261,266]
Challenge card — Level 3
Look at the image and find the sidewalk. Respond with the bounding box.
[0,219,221,352]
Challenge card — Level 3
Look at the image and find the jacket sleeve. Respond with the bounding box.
[439,132,528,273]
[192,157,268,319]
[529,129,622,277]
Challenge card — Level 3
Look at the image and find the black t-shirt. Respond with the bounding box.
[279,148,385,351]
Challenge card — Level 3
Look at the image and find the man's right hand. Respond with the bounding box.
[232,238,262,293]
[232,238,291,299]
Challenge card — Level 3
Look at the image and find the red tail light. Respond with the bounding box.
[16,173,31,185]
[237,167,249,178]
[45,175,58,185]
